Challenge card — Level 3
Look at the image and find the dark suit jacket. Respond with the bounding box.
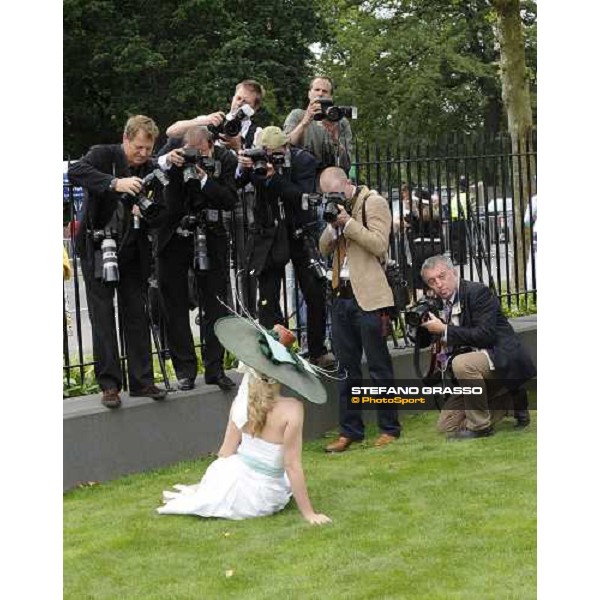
[155,139,237,255]
[446,279,536,388]
[67,144,155,269]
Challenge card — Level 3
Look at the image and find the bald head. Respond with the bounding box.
[319,167,349,194]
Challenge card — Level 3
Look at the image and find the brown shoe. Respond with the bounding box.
[325,436,355,453]
[101,388,121,409]
[374,433,398,448]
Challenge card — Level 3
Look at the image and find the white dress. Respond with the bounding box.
[157,433,292,520]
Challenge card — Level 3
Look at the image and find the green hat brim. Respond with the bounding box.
[215,316,327,404]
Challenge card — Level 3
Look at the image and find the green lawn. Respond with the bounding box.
[64,411,536,600]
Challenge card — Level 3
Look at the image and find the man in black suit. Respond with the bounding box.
[165,80,265,315]
[155,125,238,391]
[420,255,535,439]
[238,126,332,367]
[68,115,167,408]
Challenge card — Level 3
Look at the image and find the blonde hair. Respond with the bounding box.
[123,115,159,141]
[247,378,278,435]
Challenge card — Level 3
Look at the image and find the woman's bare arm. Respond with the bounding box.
[283,400,331,525]
[217,417,242,458]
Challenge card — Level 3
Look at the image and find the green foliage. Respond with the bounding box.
[63,362,100,397]
[64,0,330,157]
[316,0,536,145]
[65,343,239,395]
[64,411,537,599]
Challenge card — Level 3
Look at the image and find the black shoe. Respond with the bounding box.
[130,384,168,401]
[448,427,494,441]
[205,374,236,391]
[514,414,531,429]
[177,378,196,391]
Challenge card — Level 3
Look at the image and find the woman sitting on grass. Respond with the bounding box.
[157,316,331,526]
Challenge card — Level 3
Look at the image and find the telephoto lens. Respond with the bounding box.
[101,238,119,284]
[194,228,210,271]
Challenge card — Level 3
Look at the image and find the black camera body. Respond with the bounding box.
[182,148,221,182]
[300,191,349,222]
[405,296,444,328]
[126,169,169,221]
[322,192,351,223]
[241,148,269,178]
[313,98,357,122]
[208,104,254,138]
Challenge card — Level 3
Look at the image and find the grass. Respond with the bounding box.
[64,410,536,600]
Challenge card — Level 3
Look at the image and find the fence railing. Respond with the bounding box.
[63,133,537,394]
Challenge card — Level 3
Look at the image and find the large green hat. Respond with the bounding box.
[214,315,327,404]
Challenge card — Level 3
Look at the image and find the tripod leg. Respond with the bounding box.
[145,291,172,392]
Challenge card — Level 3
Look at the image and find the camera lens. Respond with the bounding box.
[101,238,119,284]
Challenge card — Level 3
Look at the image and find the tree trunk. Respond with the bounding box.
[492,0,536,302]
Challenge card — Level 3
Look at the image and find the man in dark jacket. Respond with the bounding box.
[238,126,332,367]
[420,255,536,439]
[156,125,238,391]
[68,115,167,408]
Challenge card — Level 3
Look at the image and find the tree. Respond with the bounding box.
[490,0,536,294]
[64,0,329,157]
[315,0,536,146]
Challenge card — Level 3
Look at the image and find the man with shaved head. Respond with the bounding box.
[319,167,400,452]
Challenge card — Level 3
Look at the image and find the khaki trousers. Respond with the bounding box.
[437,351,509,433]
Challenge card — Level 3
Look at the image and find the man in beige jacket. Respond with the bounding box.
[319,167,400,452]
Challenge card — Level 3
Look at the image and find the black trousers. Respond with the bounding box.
[157,233,230,382]
[256,238,327,360]
[450,221,467,265]
[331,295,400,440]
[80,247,153,392]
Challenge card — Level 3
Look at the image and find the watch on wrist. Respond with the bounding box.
[109,178,118,192]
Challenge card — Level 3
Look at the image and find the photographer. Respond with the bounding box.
[165,80,265,314]
[318,167,400,452]
[156,125,238,392]
[406,189,444,293]
[68,115,167,408]
[419,255,536,438]
[239,126,332,368]
[284,76,353,176]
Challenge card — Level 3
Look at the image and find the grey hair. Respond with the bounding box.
[183,125,213,145]
[420,255,455,279]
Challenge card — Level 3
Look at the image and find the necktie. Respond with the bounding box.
[443,299,453,324]
[331,235,347,290]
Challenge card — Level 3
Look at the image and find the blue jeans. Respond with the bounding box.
[331,296,400,440]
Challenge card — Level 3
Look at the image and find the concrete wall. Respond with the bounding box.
[64,315,536,491]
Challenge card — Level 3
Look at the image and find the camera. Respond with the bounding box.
[322,192,350,223]
[182,148,221,183]
[92,228,120,284]
[405,296,444,328]
[300,192,349,223]
[127,169,169,223]
[293,228,327,281]
[241,148,269,179]
[178,214,210,271]
[209,104,255,138]
[313,98,357,122]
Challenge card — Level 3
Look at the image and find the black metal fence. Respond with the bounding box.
[63,133,537,394]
